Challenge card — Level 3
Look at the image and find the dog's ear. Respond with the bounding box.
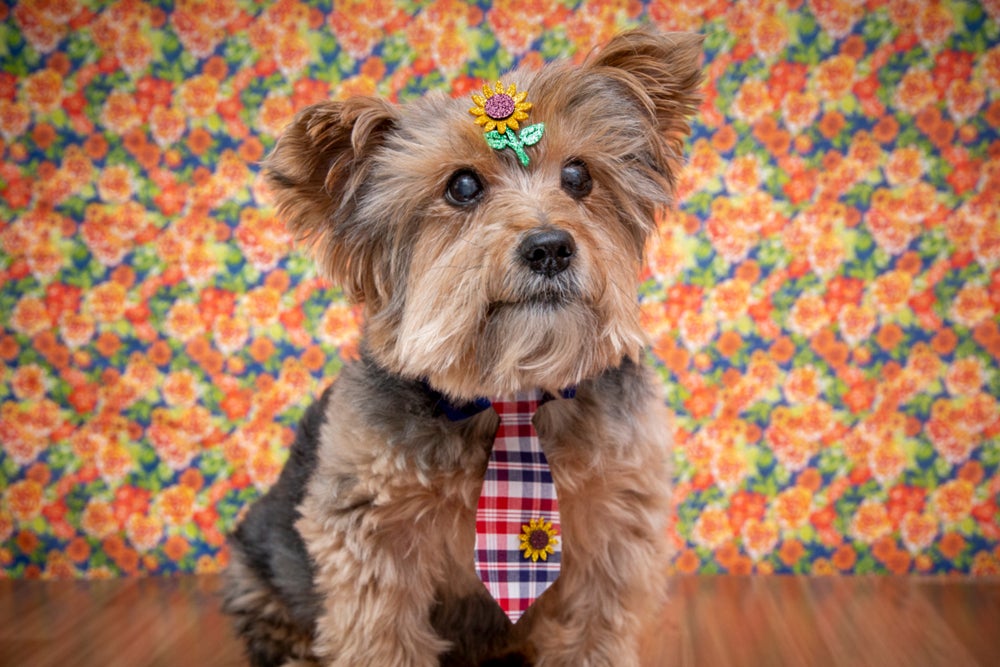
[585,29,704,171]
[263,97,399,304]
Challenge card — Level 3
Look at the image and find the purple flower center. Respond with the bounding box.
[484,93,515,120]
[528,529,550,551]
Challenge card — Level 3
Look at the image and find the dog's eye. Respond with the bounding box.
[561,160,592,198]
[445,169,484,206]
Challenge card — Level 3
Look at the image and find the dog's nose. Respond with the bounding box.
[519,228,576,278]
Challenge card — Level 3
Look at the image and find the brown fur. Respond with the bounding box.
[224,29,703,667]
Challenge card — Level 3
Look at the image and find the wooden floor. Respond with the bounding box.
[1,575,997,666]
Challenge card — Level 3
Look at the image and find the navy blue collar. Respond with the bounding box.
[423,383,576,422]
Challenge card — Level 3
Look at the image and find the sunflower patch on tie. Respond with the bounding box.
[474,389,562,623]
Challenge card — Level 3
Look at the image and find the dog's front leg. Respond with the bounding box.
[524,445,671,667]
[297,494,451,667]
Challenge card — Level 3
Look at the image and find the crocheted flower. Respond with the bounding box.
[469,80,544,166]
[519,517,558,562]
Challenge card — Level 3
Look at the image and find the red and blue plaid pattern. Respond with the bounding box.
[475,389,561,622]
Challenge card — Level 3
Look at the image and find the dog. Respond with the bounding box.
[223,28,703,667]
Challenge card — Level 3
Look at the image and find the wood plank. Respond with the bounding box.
[1,575,998,666]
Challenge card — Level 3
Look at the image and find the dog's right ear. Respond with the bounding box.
[263,97,399,304]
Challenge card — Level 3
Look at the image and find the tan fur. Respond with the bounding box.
[225,29,703,667]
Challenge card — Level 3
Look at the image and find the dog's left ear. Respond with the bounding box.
[263,97,400,305]
[585,29,704,168]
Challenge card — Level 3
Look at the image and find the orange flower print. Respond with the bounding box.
[741,518,779,561]
[838,302,877,347]
[916,2,955,50]
[148,411,202,471]
[101,90,143,134]
[774,486,813,531]
[164,301,205,342]
[180,241,220,286]
[126,513,164,552]
[782,90,820,134]
[0,99,31,140]
[248,446,284,491]
[811,0,862,38]
[950,285,993,328]
[257,93,295,137]
[0,510,15,544]
[10,364,50,402]
[691,507,733,550]
[870,270,912,314]
[97,165,136,204]
[235,210,293,271]
[318,303,361,348]
[894,68,937,114]
[151,105,187,148]
[813,54,856,102]
[172,4,225,59]
[81,500,119,540]
[96,442,134,485]
[687,138,723,185]
[782,366,821,404]
[945,357,985,396]
[162,370,202,408]
[711,278,752,322]
[926,419,976,469]
[243,285,283,329]
[961,392,998,434]
[212,315,250,356]
[9,296,53,336]
[866,205,921,256]
[678,310,718,352]
[974,221,1000,267]
[786,293,830,338]
[869,440,909,487]
[933,479,975,525]
[157,485,197,526]
[850,499,892,545]
[711,446,749,491]
[750,14,788,60]
[12,2,73,54]
[900,512,938,555]
[85,281,129,323]
[767,424,818,473]
[706,213,758,264]
[731,79,771,124]
[179,74,220,118]
[23,68,64,113]
[59,311,96,349]
[971,552,1000,576]
[723,155,761,195]
[4,480,45,523]
[117,28,155,76]
[276,29,311,77]
[884,147,925,186]
[488,0,553,56]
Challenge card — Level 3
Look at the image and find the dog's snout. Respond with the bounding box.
[520,229,576,278]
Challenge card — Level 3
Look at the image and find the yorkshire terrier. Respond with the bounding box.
[223,29,703,667]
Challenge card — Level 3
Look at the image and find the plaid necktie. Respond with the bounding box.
[474,389,561,622]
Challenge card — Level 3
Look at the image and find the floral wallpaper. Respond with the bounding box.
[1,0,998,580]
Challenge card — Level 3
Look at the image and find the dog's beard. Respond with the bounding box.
[383,262,645,399]
[477,299,607,393]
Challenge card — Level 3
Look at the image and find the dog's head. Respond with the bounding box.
[265,30,703,400]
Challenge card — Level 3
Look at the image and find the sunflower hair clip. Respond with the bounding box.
[469,80,544,167]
